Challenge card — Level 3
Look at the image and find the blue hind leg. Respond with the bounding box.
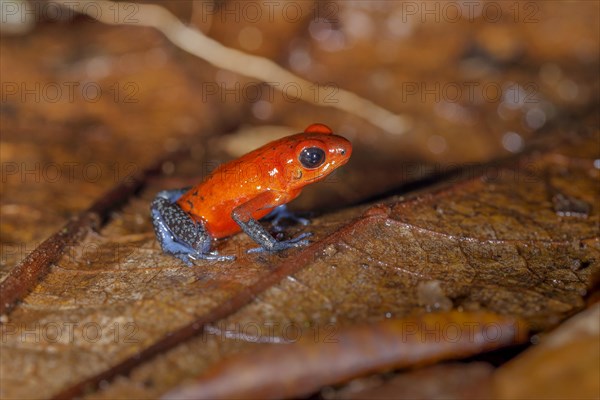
[150,189,234,265]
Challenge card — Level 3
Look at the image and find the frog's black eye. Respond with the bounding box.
[299,147,326,169]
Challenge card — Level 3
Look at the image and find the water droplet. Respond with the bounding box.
[343,9,374,40]
[86,57,111,79]
[323,244,337,257]
[288,46,312,73]
[525,108,546,130]
[309,18,333,40]
[502,82,527,110]
[309,18,345,51]
[497,102,513,120]
[417,280,453,312]
[502,131,523,153]
[553,193,590,218]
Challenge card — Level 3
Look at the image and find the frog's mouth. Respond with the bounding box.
[305,174,325,182]
[304,157,349,182]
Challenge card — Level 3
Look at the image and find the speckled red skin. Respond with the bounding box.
[176,124,352,239]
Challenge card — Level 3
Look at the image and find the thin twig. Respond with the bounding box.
[53,0,411,135]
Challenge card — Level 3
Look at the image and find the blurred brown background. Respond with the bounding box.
[1,1,598,399]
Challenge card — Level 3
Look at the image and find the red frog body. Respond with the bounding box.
[150,123,352,264]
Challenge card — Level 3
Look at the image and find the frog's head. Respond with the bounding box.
[283,123,352,191]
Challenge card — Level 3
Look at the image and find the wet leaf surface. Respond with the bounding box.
[162,311,526,400]
[1,1,599,399]
[2,133,597,399]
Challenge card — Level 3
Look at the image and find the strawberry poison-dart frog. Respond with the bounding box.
[150,123,352,265]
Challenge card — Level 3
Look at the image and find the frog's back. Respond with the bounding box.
[176,144,287,237]
[174,129,350,238]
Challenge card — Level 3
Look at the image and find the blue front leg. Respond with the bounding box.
[150,189,234,265]
[230,193,312,254]
[263,205,310,233]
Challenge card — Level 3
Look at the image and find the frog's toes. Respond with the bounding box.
[189,252,236,262]
[286,232,312,243]
[173,252,195,267]
[269,208,311,232]
[247,232,312,253]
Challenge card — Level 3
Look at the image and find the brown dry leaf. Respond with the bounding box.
[338,362,495,400]
[2,130,597,399]
[162,311,526,400]
[493,304,600,399]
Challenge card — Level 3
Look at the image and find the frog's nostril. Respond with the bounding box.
[340,149,346,156]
